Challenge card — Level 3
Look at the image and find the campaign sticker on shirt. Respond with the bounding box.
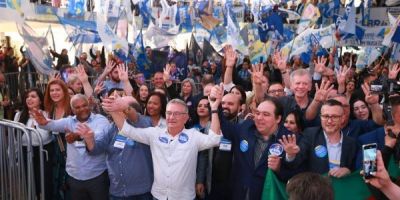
[159,136,168,144]
[240,140,249,152]
[178,133,189,144]
[114,135,127,149]
[269,143,284,156]
[315,145,328,158]
[126,138,135,147]
[219,138,232,151]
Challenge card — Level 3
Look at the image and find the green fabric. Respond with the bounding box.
[262,169,371,200]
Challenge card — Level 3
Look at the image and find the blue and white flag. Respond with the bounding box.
[176,4,192,32]
[130,30,152,78]
[337,0,356,35]
[356,47,381,70]
[382,13,400,46]
[96,13,129,58]
[159,0,179,34]
[17,23,55,75]
[227,10,246,54]
[297,3,320,34]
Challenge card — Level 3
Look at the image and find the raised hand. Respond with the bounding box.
[117,63,129,82]
[76,64,89,83]
[251,62,264,85]
[279,134,300,158]
[209,83,223,110]
[314,56,328,74]
[389,63,400,80]
[163,64,172,83]
[94,81,105,95]
[273,51,288,72]
[314,80,333,103]
[337,65,351,85]
[30,108,48,126]
[361,82,379,105]
[224,45,237,68]
[49,72,61,82]
[105,60,116,74]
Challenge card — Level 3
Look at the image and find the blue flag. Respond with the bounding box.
[130,31,152,79]
[0,0,6,7]
[68,0,85,16]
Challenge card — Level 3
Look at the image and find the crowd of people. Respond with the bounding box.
[3,34,400,200]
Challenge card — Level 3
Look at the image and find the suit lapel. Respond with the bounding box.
[317,129,330,171]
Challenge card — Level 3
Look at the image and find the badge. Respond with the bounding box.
[159,136,168,144]
[269,143,284,156]
[178,133,189,144]
[126,138,135,147]
[240,140,249,152]
[219,138,232,151]
[314,145,328,158]
[74,141,86,148]
[114,135,127,149]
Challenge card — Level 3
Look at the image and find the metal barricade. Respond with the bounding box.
[0,119,45,200]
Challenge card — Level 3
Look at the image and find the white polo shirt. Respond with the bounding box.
[120,120,222,200]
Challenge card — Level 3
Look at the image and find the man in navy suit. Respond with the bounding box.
[209,85,292,200]
[281,99,358,176]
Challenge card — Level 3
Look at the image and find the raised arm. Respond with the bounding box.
[209,84,223,135]
[362,83,385,125]
[273,51,290,88]
[117,63,133,96]
[305,80,333,120]
[251,62,265,104]
[337,65,351,94]
[76,64,94,97]
[97,60,115,83]
[223,46,237,91]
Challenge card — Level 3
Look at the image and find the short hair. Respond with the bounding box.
[390,95,400,107]
[167,98,188,113]
[287,172,333,200]
[70,94,89,109]
[290,69,311,84]
[259,96,283,119]
[322,98,343,108]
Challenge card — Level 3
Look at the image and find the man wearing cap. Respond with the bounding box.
[104,98,222,200]
[209,85,292,200]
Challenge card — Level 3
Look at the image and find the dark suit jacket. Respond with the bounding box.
[288,127,358,174]
[220,118,292,200]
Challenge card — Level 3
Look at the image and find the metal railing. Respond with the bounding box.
[0,119,45,200]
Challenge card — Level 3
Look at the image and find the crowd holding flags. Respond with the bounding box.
[1,0,400,76]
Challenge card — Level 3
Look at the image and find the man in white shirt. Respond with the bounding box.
[104,97,222,200]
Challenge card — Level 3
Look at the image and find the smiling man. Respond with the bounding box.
[106,98,222,200]
[31,94,110,200]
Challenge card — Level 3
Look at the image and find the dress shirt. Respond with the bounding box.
[120,121,222,200]
[41,113,110,180]
[90,115,153,197]
[324,132,343,169]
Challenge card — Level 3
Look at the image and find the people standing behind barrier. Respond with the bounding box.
[43,79,71,200]
[50,48,69,71]
[0,73,10,119]
[14,88,54,200]
[105,98,222,200]
[32,94,111,200]
[77,97,154,200]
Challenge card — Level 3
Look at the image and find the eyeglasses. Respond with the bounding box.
[268,89,284,94]
[320,115,341,121]
[165,111,188,117]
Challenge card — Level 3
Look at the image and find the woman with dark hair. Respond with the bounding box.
[192,97,211,199]
[136,84,149,114]
[145,92,167,128]
[350,97,371,120]
[14,88,53,200]
[43,79,72,200]
[284,110,304,134]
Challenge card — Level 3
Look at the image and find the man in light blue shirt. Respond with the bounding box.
[79,101,154,200]
[32,94,110,200]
